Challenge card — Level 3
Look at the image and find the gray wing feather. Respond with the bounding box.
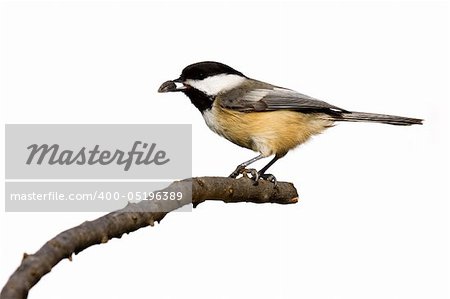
[219,81,348,113]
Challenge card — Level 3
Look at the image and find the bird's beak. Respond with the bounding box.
[158,77,187,93]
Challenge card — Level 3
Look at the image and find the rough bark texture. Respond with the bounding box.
[1,176,298,299]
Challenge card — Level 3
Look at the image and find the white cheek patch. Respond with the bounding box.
[185,74,246,96]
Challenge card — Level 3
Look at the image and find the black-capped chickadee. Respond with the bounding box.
[158,61,422,184]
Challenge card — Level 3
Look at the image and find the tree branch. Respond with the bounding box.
[1,176,298,299]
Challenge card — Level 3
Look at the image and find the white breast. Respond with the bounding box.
[202,108,222,135]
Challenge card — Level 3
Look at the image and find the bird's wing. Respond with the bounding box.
[219,82,348,114]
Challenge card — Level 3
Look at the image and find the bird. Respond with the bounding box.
[158,61,423,184]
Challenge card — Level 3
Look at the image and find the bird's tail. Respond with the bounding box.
[332,111,423,126]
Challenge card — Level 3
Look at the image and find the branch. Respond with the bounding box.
[1,176,298,299]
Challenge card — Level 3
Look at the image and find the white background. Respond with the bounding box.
[0,1,449,298]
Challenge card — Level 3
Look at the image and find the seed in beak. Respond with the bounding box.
[158,80,178,93]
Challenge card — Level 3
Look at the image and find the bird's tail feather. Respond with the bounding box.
[332,111,423,126]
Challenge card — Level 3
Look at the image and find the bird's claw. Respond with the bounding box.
[229,166,260,182]
[229,166,277,187]
[229,165,246,178]
[259,173,278,187]
[229,165,259,180]
[241,168,259,183]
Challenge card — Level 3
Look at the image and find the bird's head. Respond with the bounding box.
[158,61,247,98]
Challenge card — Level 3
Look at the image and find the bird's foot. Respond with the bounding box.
[229,166,259,181]
[241,168,260,182]
[229,166,277,187]
[229,164,247,178]
[258,173,278,187]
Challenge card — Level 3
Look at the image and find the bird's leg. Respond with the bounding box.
[229,154,264,178]
[257,155,282,185]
